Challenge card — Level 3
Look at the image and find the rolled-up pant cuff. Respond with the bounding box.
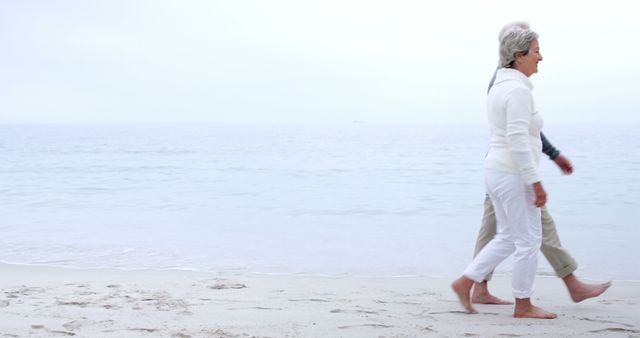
[462,273,485,284]
[555,262,578,279]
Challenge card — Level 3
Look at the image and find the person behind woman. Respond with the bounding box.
[451,23,557,319]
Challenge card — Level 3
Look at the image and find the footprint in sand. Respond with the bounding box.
[288,298,331,303]
[328,308,380,315]
[200,328,248,337]
[428,310,475,315]
[63,320,83,331]
[50,330,76,336]
[63,319,115,332]
[129,328,159,334]
[227,306,282,311]
[589,327,640,334]
[579,317,635,328]
[6,286,46,298]
[31,325,75,336]
[56,300,90,307]
[338,324,393,329]
[357,309,379,315]
[207,283,247,290]
[171,333,192,338]
[121,290,192,313]
[102,304,122,310]
[421,326,436,332]
[197,278,248,290]
[598,299,624,305]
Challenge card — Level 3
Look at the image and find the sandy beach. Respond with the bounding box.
[0,264,637,337]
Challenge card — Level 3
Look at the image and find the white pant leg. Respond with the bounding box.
[463,170,516,282]
[463,169,542,299]
[508,177,542,298]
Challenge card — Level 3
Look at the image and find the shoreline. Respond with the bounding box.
[1,263,638,337]
[4,261,635,283]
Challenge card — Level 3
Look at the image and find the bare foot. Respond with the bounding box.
[514,304,557,319]
[451,277,476,313]
[569,281,612,303]
[472,282,513,305]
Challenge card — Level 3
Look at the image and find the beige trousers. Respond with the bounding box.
[473,194,578,281]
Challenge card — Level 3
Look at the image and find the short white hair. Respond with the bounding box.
[498,22,538,68]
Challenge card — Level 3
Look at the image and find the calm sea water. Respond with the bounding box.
[1,123,638,280]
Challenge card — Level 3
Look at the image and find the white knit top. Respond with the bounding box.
[484,68,543,185]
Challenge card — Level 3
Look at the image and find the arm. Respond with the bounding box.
[540,132,573,175]
[487,68,499,94]
[505,88,547,207]
[505,88,540,185]
[540,132,560,160]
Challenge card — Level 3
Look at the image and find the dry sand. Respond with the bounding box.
[1,263,638,337]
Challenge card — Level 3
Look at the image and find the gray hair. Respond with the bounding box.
[498,21,530,41]
[498,25,538,68]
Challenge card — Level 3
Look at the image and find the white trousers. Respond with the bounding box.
[463,169,542,299]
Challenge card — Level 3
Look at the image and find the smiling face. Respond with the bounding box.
[514,39,543,77]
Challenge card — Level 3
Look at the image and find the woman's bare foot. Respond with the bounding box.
[514,298,557,319]
[472,281,513,305]
[563,274,611,303]
[451,276,476,313]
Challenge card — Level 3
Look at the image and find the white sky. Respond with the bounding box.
[1,0,639,124]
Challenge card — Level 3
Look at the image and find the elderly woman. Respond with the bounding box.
[451,24,557,319]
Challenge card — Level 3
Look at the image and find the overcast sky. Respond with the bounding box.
[1,0,638,124]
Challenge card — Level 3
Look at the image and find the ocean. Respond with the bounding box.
[1,123,638,280]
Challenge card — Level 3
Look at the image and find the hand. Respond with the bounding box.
[532,182,547,208]
[553,154,573,175]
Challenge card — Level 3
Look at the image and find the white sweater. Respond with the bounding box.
[484,68,543,185]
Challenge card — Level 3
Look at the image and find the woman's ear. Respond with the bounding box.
[513,52,524,64]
